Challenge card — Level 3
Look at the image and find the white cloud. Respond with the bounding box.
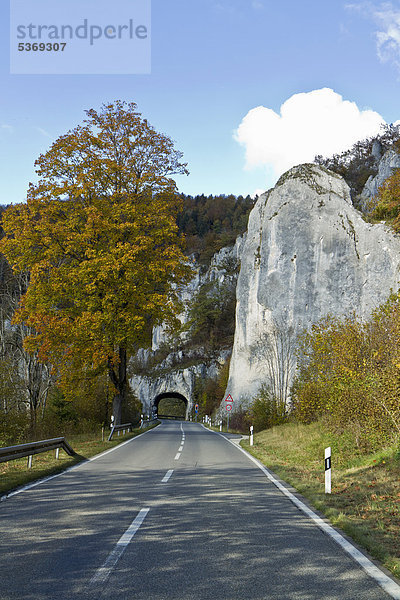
[235,88,385,180]
[374,3,400,66]
[346,2,400,69]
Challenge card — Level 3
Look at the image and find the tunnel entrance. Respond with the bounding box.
[154,392,188,420]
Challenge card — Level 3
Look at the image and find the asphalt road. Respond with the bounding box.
[0,421,398,599]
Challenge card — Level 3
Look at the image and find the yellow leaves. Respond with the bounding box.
[0,100,193,390]
[294,300,400,438]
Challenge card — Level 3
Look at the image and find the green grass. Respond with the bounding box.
[241,420,400,580]
[0,422,160,497]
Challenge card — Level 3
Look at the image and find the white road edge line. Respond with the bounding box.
[174,452,181,460]
[203,425,400,600]
[90,508,149,585]
[0,424,159,503]
[161,469,174,483]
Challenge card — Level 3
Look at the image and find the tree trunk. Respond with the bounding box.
[108,346,127,426]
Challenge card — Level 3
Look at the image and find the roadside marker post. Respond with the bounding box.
[325,446,331,494]
[250,425,254,446]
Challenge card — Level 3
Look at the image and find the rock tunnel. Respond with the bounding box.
[153,392,188,420]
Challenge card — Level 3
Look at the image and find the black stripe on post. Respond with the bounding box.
[325,457,331,471]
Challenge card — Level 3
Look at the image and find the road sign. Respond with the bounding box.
[226,404,232,411]
[194,403,199,413]
[224,394,233,402]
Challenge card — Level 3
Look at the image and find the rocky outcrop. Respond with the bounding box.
[225,163,400,405]
[151,235,246,350]
[130,356,228,417]
[360,149,400,212]
[129,237,246,413]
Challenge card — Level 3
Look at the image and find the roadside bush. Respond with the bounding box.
[228,407,250,432]
[247,385,287,432]
[292,299,400,449]
[0,410,29,446]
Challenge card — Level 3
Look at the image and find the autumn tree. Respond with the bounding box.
[0,101,191,424]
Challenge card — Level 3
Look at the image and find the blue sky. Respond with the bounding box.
[1,0,400,204]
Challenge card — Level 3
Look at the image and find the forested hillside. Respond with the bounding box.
[178,193,254,263]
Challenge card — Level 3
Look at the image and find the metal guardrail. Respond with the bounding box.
[0,437,77,468]
[141,418,158,427]
[157,414,184,420]
[108,422,133,441]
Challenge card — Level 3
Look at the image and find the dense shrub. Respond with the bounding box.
[247,385,287,432]
[292,297,400,449]
[228,407,250,432]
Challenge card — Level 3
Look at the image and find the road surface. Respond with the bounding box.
[0,421,398,599]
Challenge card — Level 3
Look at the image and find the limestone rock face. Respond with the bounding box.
[130,358,227,417]
[225,163,400,404]
[360,149,400,211]
[151,235,246,351]
[129,237,246,414]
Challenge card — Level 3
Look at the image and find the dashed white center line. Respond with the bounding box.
[174,452,181,460]
[179,445,184,452]
[90,508,149,585]
[161,469,174,483]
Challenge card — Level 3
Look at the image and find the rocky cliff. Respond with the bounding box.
[129,235,246,414]
[360,148,400,212]
[225,163,400,405]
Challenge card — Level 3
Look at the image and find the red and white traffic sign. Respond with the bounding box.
[226,404,232,412]
[224,394,233,403]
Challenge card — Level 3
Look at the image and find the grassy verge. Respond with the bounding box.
[0,422,160,497]
[241,420,400,580]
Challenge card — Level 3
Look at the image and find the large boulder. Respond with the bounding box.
[225,163,400,405]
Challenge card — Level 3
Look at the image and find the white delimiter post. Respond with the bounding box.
[250,425,254,446]
[325,447,331,494]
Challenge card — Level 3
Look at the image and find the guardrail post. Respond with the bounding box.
[55,447,60,460]
[27,455,33,469]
